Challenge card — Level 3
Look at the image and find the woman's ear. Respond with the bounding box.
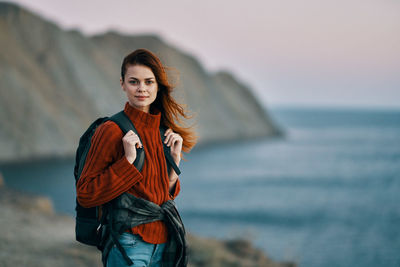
[120,77,125,91]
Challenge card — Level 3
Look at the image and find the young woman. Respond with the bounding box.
[76,48,197,267]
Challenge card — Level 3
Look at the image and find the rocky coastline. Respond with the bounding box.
[0,174,295,267]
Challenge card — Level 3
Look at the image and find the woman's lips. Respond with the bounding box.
[135,96,148,101]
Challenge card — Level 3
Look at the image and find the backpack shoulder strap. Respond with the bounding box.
[75,117,109,182]
[160,126,181,176]
[109,111,137,134]
[109,111,145,172]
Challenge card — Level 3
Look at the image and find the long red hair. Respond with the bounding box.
[121,48,198,154]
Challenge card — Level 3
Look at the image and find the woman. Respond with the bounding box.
[76,48,197,267]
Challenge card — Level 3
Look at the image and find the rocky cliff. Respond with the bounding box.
[0,2,282,162]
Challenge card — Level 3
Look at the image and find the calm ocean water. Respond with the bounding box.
[1,107,400,267]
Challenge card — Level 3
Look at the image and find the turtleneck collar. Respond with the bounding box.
[123,102,161,129]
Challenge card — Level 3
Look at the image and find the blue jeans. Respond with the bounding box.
[107,232,166,267]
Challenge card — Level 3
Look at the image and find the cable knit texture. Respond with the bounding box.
[77,101,180,244]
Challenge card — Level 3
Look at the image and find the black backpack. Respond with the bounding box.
[74,110,181,247]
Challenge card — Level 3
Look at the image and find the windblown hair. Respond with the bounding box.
[121,48,197,154]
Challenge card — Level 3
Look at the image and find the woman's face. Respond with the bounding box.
[120,64,158,113]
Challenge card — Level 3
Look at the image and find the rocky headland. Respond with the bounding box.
[0,2,282,163]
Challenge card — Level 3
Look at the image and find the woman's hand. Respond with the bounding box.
[122,130,142,164]
[163,128,183,163]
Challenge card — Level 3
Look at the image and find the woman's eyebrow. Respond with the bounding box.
[128,76,155,80]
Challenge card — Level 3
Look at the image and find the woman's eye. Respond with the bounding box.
[129,80,138,84]
[146,80,154,84]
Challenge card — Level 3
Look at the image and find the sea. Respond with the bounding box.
[1,107,400,267]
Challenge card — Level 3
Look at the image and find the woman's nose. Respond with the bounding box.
[137,82,145,91]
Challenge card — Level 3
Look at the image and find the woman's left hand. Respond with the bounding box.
[164,128,183,163]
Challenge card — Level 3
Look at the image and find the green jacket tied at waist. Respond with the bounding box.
[101,192,188,267]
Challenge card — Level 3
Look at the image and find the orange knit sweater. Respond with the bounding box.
[76,102,180,244]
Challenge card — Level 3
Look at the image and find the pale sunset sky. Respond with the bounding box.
[5,0,400,109]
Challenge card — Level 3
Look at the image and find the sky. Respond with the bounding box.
[5,0,400,109]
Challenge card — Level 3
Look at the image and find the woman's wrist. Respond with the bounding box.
[169,175,178,184]
[125,155,135,164]
[171,153,181,165]
[168,172,178,194]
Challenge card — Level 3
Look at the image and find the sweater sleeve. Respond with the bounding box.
[76,121,143,208]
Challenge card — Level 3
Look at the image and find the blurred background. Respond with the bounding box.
[0,1,399,266]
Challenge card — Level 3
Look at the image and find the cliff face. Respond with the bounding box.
[0,2,282,162]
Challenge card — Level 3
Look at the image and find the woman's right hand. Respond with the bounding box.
[122,130,142,164]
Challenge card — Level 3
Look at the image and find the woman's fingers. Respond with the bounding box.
[168,134,179,147]
[162,129,183,161]
[164,128,172,135]
[164,128,173,145]
[166,133,183,147]
[124,130,142,148]
[167,134,176,147]
[122,131,143,164]
[164,131,176,146]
